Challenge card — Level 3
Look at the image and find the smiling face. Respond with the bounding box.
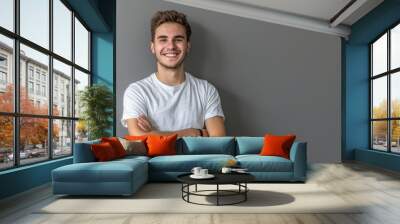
[150,22,190,70]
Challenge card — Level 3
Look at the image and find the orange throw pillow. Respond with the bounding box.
[260,134,296,159]
[91,142,117,161]
[146,134,177,157]
[101,137,127,158]
[124,135,148,142]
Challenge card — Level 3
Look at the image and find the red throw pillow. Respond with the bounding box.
[101,137,127,158]
[146,134,177,157]
[260,134,296,159]
[91,142,118,161]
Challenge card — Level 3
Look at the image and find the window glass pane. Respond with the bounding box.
[0,0,14,31]
[0,34,14,112]
[74,69,89,118]
[20,0,49,49]
[53,59,72,117]
[391,24,400,70]
[20,117,49,165]
[372,121,387,151]
[372,77,387,119]
[53,119,72,157]
[0,116,13,170]
[391,120,400,153]
[391,72,400,117]
[20,44,49,115]
[74,18,89,70]
[372,33,387,76]
[53,0,72,60]
[75,120,88,143]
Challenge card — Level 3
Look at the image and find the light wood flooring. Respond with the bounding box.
[1,162,400,224]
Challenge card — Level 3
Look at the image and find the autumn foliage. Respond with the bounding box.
[0,84,59,150]
[372,99,400,141]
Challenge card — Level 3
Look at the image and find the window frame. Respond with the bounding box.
[0,0,92,171]
[370,20,400,154]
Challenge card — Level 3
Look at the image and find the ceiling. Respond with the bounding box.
[164,0,384,38]
[223,0,382,25]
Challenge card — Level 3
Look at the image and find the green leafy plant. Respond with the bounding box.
[79,84,113,140]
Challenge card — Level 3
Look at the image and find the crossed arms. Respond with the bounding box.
[126,115,226,137]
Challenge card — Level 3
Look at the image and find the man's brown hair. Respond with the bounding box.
[151,10,192,42]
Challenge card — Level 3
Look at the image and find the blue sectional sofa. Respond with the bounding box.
[52,137,307,196]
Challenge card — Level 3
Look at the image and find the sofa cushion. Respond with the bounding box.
[148,154,235,172]
[101,137,127,158]
[91,142,118,161]
[114,155,150,164]
[235,137,263,155]
[53,158,147,183]
[260,134,296,159]
[147,134,178,157]
[236,155,293,172]
[119,138,147,156]
[181,137,235,155]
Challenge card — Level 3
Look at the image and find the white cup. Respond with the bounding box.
[221,167,232,174]
[191,167,202,176]
[200,169,208,176]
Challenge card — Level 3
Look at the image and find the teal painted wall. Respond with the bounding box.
[0,158,72,199]
[92,32,114,136]
[91,0,115,135]
[0,0,115,200]
[345,0,400,170]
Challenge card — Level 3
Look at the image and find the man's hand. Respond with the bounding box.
[137,115,153,132]
[178,128,202,137]
[201,129,209,137]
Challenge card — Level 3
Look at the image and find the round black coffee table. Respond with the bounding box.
[177,173,255,206]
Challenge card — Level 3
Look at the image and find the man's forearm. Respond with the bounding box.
[135,128,201,138]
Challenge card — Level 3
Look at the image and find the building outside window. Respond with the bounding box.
[0,55,7,88]
[371,22,400,154]
[35,70,40,81]
[42,85,46,97]
[0,54,7,67]
[0,0,91,170]
[28,81,34,94]
[0,71,7,85]
[35,83,40,95]
[28,67,34,80]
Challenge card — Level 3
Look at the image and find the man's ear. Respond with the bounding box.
[150,41,155,54]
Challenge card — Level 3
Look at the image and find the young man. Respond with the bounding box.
[121,10,226,137]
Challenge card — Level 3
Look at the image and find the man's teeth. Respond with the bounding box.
[164,53,178,57]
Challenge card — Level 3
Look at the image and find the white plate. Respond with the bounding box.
[190,174,215,179]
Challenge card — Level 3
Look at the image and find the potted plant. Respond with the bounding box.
[79,84,113,140]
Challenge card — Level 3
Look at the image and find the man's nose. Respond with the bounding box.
[166,40,177,49]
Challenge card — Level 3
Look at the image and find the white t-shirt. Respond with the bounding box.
[121,72,225,131]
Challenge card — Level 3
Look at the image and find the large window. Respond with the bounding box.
[371,22,400,153]
[0,0,91,171]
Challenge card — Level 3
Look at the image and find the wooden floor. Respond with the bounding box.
[1,162,400,224]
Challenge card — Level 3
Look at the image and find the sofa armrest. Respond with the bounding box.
[289,141,307,181]
[73,140,100,163]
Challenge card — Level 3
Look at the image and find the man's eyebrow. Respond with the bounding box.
[156,35,185,39]
[156,35,168,39]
